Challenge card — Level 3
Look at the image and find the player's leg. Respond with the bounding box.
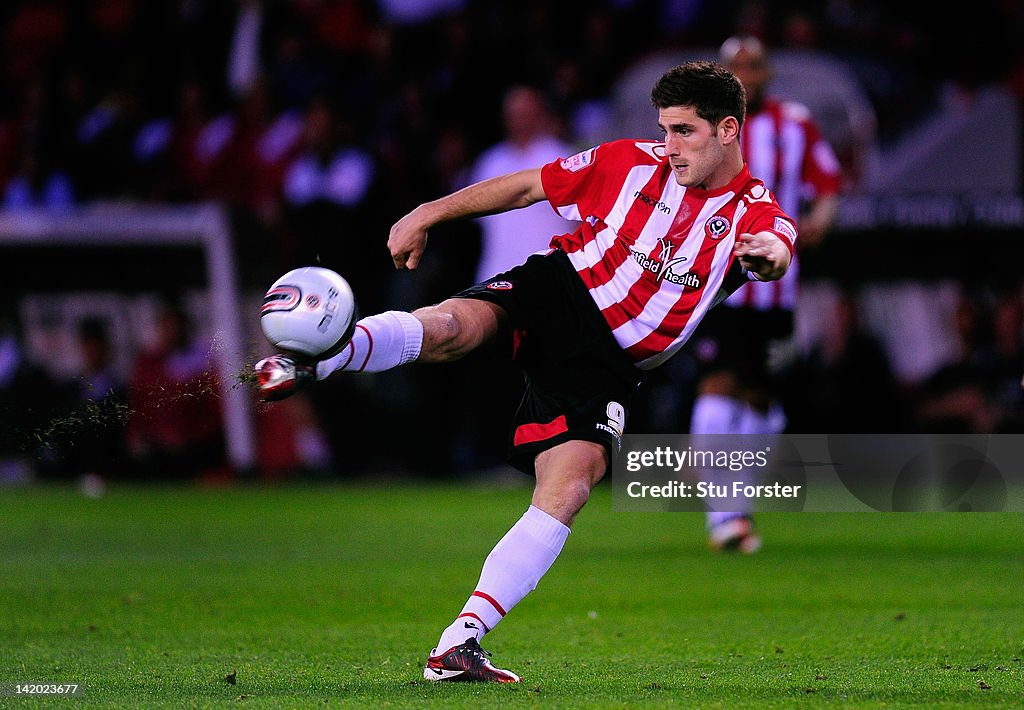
[691,369,766,553]
[424,439,607,682]
[256,299,505,398]
[690,305,786,553]
[318,298,505,373]
[531,440,608,525]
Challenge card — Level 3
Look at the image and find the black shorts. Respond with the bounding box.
[688,303,794,393]
[453,250,643,475]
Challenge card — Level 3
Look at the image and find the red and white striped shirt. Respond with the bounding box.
[728,98,842,311]
[541,139,797,370]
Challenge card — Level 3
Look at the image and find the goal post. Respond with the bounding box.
[0,203,256,471]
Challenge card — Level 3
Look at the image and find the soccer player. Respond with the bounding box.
[257,61,797,682]
[689,37,843,553]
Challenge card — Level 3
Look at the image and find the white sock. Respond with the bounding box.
[434,505,570,652]
[690,393,745,435]
[692,393,750,526]
[693,396,786,529]
[707,510,746,528]
[747,403,787,435]
[315,311,423,378]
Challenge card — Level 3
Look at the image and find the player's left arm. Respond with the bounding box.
[798,193,839,247]
[798,118,844,247]
[733,231,792,281]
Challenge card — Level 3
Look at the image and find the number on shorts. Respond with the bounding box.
[606,401,625,436]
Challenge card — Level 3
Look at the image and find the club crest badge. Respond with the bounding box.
[704,215,731,240]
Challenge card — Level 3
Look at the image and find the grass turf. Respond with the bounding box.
[1,481,1021,708]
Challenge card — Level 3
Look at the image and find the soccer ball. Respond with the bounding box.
[260,266,357,358]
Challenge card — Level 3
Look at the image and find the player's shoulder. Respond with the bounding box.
[737,174,781,209]
[738,175,797,236]
[554,138,664,175]
[611,138,666,164]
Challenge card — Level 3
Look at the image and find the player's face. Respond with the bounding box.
[658,106,727,189]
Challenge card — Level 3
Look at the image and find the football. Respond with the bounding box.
[260,266,357,358]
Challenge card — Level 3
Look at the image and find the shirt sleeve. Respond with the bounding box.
[540,140,651,223]
[741,199,799,256]
[801,119,843,197]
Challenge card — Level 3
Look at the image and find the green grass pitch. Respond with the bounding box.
[1,481,1021,708]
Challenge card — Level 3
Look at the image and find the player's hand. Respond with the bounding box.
[734,231,792,281]
[387,207,431,270]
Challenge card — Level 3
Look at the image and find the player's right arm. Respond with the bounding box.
[796,193,839,247]
[388,168,546,270]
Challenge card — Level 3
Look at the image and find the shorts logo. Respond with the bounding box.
[560,147,596,173]
[704,215,731,240]
[261,285,301,315]
[305,294,321,309]
[487,281,514,291]
[596,401,625,450]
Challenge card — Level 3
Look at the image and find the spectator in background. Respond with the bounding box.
[990,289,1024,430]
[787,291,905,433]
[211,76,304,287]
[59,317,128,483]
[0,80,77,208]
[131,78,209,202]
[2,149,75,210]
[383,122,484,477]
[254,388,333,481]
[684,36,844,552]
[277,96,388,473]
[280,94,378,293]
[280,94,378,269]
[282,96,374,213]
[448,86,578,472]
[263,15,331,113]
[73,79,144,200]
[125,301,225,481]
[74,317,122,405]
[915,288,1024,433]
[0,314,63,484]
[471,85,576,283]
[185,76,302,213]
[915,292,997,433]
[226,0,265,101]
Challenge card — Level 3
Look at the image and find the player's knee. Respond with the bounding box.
[434,310,465,358]
[415,301,499,362]
[536,474,592,523]
[533,442,608,525]
[565,476,594,512]
[415,308,466,361]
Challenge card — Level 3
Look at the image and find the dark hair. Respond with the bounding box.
[650,60,746,130]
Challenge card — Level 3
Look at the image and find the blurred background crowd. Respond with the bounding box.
[1,0,1023,484]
